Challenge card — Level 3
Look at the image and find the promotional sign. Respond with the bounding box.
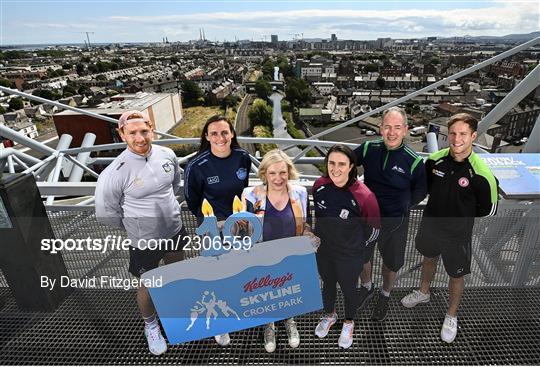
[479,153,540,199]
[142,236,322,344]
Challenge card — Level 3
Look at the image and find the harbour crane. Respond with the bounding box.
[79,32,95,49]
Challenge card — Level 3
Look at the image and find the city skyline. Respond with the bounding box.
[1,0,539,46]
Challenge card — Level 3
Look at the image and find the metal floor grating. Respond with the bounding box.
[1,287,539,365]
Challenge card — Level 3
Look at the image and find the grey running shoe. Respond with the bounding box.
[401,290,430,308]
[315,312,337,338]
[264,323,276,353]
[285,318,300,348]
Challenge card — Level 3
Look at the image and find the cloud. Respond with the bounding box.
[19,23,69,29]
[16,22,96,30]
[4,1,538,43]
[102,3,537,39]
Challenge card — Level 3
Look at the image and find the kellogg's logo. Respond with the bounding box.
[243,273,293,293]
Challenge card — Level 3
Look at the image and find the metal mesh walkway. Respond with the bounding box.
[0,200,538,364]
[1,287,538,365]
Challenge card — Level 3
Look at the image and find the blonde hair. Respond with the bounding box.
[258,149,299,184]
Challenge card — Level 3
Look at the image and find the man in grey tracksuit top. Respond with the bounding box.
[95,110,185,356]
[95,142,183,248]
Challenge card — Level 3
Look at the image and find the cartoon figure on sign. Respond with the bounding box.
[201,291,219,329]
[186,302,205,331]
[185,290,241,331]
[217,300,241,320]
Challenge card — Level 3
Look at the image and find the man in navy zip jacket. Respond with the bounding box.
[353,107,427,321]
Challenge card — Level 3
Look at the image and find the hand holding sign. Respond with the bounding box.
[196,196,263,257]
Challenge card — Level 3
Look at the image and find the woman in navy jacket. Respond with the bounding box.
[183,115,251,346]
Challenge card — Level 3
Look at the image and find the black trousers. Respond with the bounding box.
[316,251,363,320]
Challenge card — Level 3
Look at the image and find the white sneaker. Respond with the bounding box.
[214,333,230,346]
[144,326,167,355]
[441,314,458,343]
[315,312,337,338]
[285,318,300,348]
[264,323,276,353]
[401,290,430,308]
[338,321,354,349]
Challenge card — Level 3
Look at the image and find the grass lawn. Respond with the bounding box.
[248,70,262,82]
[167,105,237,156]
[171,106,224,138]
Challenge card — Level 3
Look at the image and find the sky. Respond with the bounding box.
[1,0,539,45]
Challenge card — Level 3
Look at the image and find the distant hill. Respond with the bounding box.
[439,31,540,42]
[302,32,539,43]
[500,31,540,41]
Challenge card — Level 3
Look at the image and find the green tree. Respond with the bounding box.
[365,63,379,73]
[221,95,239,110]
[261,58,275,80]
[181,80,203,107]
[47,68,66,78]
[63,85,77,97]
[96,61,111,73]
[285,78,311,108]
[33,89,61,101]
[4,50,26,60]
[0,79,15,88]
[248,98,272,129]
[8,98,24,111]
[252,124,278,155]
[277,57,294,78]
[76,63,86,75]
[254,79,272,100]
[78,85,92,95]
[376,76,386,89]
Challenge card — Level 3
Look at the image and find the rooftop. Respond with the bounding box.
[55,92,174,115]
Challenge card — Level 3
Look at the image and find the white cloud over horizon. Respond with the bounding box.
[3,1,539,44]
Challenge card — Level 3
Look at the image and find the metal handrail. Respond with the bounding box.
[0,86,178,139]
[1,36,538,197]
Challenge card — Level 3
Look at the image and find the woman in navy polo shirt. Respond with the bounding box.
[312,144,380,349]
[184,115,251,346]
